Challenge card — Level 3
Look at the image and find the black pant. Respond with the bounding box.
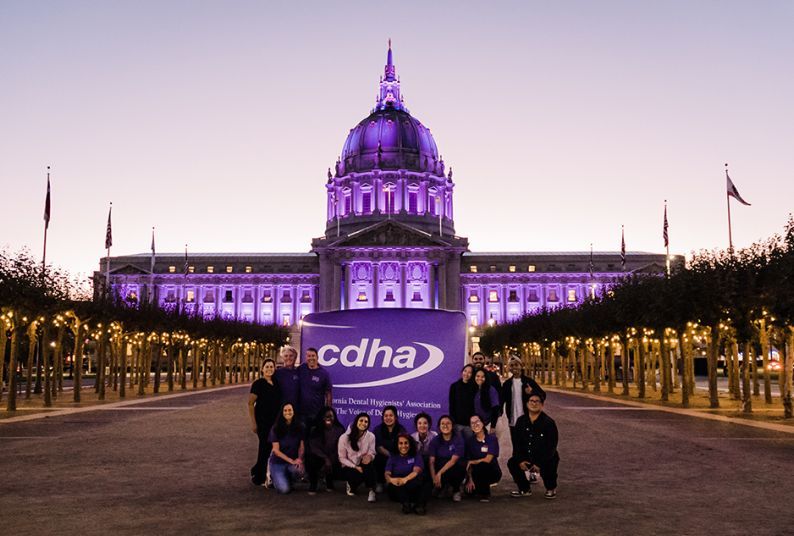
[374,452,389,484]
[250,430,272,484]
[469,462,502,497]
[507,454,559,491]
[343,462,376,492]
[508,426,521,456]
[387,478,430,505]
[433,459,466,489]
[307,454,342,490]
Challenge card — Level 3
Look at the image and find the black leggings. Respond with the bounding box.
[387,477,431,505]
[250,430,272,484]
[374,452,389,484]
[306,453,342,490]
[433,459,466,489]
[469,462,502,497]
[342,462,376,492]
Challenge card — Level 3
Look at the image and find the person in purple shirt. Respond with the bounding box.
[373,405,407,492]
[385,434,430,515]
[274,345,300,411]
[268,403,305,494]
[473,369,501,432]
[298,347,332,426]
[464,414,502,502]
[428,415,466,502]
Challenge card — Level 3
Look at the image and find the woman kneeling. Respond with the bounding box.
[385,434,430,515]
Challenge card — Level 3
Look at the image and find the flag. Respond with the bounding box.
[620,226,626,271]
[183,244,189,276]
[44,170,51,230]
[150,227,156,273]
[105,204,113,249]
[726,171,751,206]
[663,203,669,248]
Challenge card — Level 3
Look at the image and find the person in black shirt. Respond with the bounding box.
[507,392,559,499]
[471,352,501,389]
[248,358,281,486]
[448,364,476,439]
[306,406,345,494]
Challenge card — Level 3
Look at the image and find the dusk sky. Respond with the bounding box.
[2,0,792,282]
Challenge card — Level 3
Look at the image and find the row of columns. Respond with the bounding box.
[327,176,452,220]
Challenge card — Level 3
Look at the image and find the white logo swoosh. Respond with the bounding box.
[335,342,444,388]
[301,321,354,329]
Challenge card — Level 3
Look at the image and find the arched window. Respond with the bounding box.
[407,184,418,213]
[383,183,396,214]
[342,188,352,216]
[361,187,372,214]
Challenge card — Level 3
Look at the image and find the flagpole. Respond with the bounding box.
[725,163,734,252]
[664,200,670,277]
[42,166,51,280]
[106,202,112,297]
[150,226,156,304]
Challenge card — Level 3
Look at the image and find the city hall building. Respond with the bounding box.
[99,45,676,348]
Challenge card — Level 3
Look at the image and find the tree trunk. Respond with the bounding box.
[620,339,629,396]
[26,325,38,399]
[752,340,760,396]
[679,333,689,408]
[593,345,601,393]
[783,329,793,419]
[119,340,127,398]
[54,323,65,396]
[0,324,7,404]
[647,341,657,393]
[137,341,147,396]
[73,321,83,403]
[760,320,772,404]
[741,341,752,413]
[707,325,720,409]
[153,342,162,394]
[554,346,561,386]
[167,343,175,392]
[660,337,669,402]
[729,340,740,401]
[6,328,20,411]
[637,339,646,399]
[42,324,52,407]
[202,344,209,388]
[98,336,107,401]
[607,341,615,394]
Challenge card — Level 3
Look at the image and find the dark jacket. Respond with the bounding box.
[500,375,546,425]
[308,422,345,464]
[513,411,559,465]
[448,379,476,426]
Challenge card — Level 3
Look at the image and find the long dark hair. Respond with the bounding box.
[414,412,432,431]
[273,403,300,440]
[378,405,401,438]
[348,412,370,452]
[475,369,493,409]
[396,433,418,457]
[437,414,455,437]
[459,364,475,383]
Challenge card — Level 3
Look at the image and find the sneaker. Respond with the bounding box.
[452,491,462,503]
[346,482,355,496]
[544,490,557,500]
[325,482,334,492]
[414,504,427,516]
[307,490,317,496]
[511,490,531,498]
[367,490,377,503]
[375,483,384,493]
[479,497,491,503]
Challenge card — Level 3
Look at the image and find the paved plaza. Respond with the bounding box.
[1,385,793,536]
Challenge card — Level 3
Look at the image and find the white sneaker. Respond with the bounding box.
[452,491,462,502]
[375,483,384,493]
[346,482,355,496]
[368,490,377,503]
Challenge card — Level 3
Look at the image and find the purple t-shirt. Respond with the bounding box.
[465,433,499,464]
[298,364,331,419]
[428,433,466,464]
[385,452,424,478]
[274,367,300,409]
[268,423,304,465]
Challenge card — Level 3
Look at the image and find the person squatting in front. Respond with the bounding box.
[306,406,345,494]
[338,412,378,503]
[428,414,466,502]
[372,405,407,493]
[385,434,431,515]
[268,403,305,494]
[464,414,502,502]
[507,392,559,500]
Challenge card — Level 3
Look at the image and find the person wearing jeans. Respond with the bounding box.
[268,403,305,494]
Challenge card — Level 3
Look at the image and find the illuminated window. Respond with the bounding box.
[548,288,559,302]
[168,266,176,273]
[567,289,577,302]
[226,266,233,273]
[186,290,195,303]
[509,265,516,273]
[488,290,499,302]
[357,291,367,302]
[528,265,536,272]
[469,266,478,273]
[362,191,372,213]
[470,314,479,327]
[344,189,352,215]
[411,286,422,302]
[383,184,395,213]
[245,266,253,273]
[384,289,395,302]
[207,266,214,273]
[300,290,311,303]
[282,314,291,326]
[203,290,214,303]
[188,266,195,273]
[127,291,138,302]
[408,190,418,213]
[468,292,479,303]
[261,290,272,303]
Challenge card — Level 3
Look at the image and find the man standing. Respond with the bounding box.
[298,347,333,429]
[507,393,559,499]
[501,356,545,454]
[274,345,301,411]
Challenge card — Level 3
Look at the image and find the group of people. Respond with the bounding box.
[248,347,560,514]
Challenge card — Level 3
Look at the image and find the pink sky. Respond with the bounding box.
[2,1,792,282]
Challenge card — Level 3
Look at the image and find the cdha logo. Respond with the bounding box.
[318,338,444,388]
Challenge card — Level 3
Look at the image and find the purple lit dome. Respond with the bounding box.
[340,109,439,174]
